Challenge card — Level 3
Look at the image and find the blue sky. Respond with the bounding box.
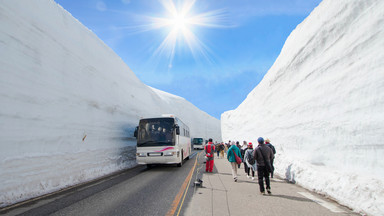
[55,0,322,119]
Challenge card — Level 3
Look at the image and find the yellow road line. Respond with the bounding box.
[166,152,200,216]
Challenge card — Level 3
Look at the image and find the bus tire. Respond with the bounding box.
[177,151,183,167]
[186,149,190,160]
[146,164,152,169]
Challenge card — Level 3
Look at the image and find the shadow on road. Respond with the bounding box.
[269,194,313,203]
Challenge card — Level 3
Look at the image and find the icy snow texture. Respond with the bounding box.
[222,0,384,215]
[0,0,221,207]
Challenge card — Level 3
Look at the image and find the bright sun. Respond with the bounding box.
[172,14,187,31]
[146,0,227,68]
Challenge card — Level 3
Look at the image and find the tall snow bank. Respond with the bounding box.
[221,0,384,215]
[0,0,220,207]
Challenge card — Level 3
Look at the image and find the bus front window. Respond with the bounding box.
[137,118,175,147]
[193,138,204,145]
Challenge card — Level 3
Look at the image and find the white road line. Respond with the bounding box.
[298,192,346,213]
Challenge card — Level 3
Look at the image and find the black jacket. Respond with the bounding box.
[253,144,273,166]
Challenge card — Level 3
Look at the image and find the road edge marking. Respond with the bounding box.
[166,152,199,216]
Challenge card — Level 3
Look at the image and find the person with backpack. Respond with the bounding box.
[253,137,274,195]
[244,142,257,180]
[227,141,242,182]
[265,138,276,178]
[241,141,248,174]
[204,138,215,172]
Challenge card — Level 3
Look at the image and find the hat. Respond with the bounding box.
[257,137,264,144]
[248,142,253,148]
[265,138,270,143]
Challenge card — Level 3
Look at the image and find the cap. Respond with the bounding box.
[257,137,264,144]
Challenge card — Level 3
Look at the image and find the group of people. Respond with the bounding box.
[204,137,276,195]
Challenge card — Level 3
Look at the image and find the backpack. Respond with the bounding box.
[247,150,255,165]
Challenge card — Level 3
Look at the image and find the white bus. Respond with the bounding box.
[134,115,191,167]
[192,138,205,150]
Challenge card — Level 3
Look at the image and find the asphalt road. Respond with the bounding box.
[1,151,201,216]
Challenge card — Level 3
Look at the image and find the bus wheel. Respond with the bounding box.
[185,149,190,160]
[177,151,183,167]
[146,164,152,169]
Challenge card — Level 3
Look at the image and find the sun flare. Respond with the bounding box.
[145,0,228,68]
[172,14,187,31]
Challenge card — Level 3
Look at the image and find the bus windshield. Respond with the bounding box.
[193,138,204,145]
[137,118,175,147]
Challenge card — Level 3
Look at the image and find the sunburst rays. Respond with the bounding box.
[142,0,229,68]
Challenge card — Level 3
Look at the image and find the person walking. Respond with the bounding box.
[236,141,242,168]
[253,137,274,195]
[241,141,248,175]
[220,142,225,159]
[224,143,229,157]
[265,138,276,178]
[215,142,221,158]
[244,142,257,180]
[204,138,215,172]
[227,141,242,182]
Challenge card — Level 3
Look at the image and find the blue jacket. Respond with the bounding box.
[227,145,241,163]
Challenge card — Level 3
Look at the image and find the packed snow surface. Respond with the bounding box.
[0,0,221,207]
[222,0,384,215]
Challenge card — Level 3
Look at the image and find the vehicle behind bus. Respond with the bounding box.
[134,115,191,167]
[192,137,205,150]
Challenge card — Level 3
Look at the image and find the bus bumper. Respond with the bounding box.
[136,152,180,165]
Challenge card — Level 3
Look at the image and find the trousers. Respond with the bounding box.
[257,166,271,192]
[206,158,214,172]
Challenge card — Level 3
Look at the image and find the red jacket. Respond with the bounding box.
[205,142,215,157]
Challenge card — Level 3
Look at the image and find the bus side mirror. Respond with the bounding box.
[175,125,180,135]
[134,126,138,138]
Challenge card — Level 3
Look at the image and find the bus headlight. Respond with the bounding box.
[136,152,146,157]
[164,152,175,156]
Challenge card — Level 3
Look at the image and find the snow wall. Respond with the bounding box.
[222,0,384,215]
[0,0,221,207]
